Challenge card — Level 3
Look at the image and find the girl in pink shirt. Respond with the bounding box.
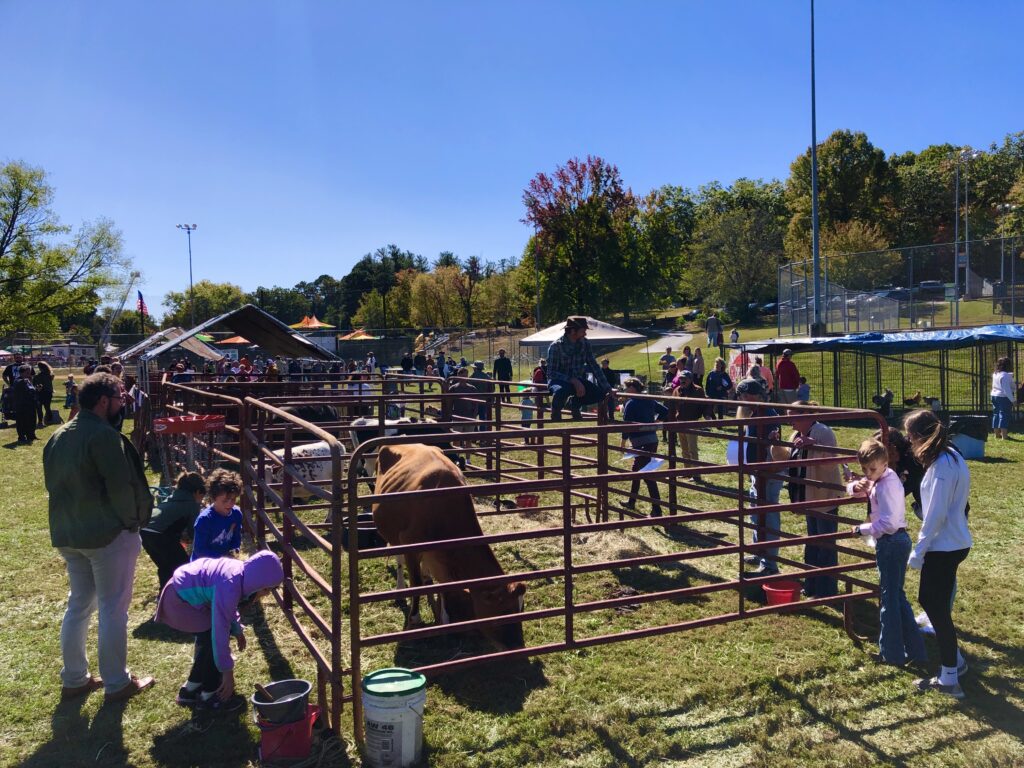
[847,439,926,666]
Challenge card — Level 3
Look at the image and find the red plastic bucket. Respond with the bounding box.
[258,704,319,761]
[762,580,802,606]
[516,494,539,508]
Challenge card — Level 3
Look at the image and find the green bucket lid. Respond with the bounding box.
[362,667,427,698]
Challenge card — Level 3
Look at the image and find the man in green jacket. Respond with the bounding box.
[43,373,155,703]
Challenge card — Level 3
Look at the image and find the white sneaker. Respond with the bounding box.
[916,612,935,635]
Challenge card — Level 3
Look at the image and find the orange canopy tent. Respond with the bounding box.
[337,328,378,341]
[289,315,335,330]
[216,335,250,344]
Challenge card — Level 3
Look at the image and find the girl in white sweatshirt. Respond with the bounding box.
[904,410,972,700]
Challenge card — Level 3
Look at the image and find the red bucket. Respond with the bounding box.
[258,704,319,761]
[516,494,539,508]
[762,580,802,606]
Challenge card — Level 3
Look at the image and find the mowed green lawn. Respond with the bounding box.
[2,397,1023,767]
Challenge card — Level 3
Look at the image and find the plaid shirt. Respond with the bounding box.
[545,334,610,391]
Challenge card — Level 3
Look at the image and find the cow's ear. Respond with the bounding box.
[376,445,401,475]
[507,582,526,596]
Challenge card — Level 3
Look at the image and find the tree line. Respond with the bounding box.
[3,128,1023,340]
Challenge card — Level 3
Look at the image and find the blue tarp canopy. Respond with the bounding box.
[742,324,1024,356]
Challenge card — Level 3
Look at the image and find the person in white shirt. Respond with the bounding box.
[847,439,926,666]
[904,410,972,700]
[990,356,1015,440]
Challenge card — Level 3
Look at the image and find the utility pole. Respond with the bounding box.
[809,0,823,336]
[176,223,198,327]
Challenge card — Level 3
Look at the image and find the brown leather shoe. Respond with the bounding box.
[61,675,103,701]
[104,674,155,703]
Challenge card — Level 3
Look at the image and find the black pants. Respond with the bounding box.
[188,629,222,693]
[550,379,606,421]
[497,380,511,403]
[918,548,970,668]
[141,528,190,590]
[627,444,663,516]
[15,409,36,441]
[36,392,53,425]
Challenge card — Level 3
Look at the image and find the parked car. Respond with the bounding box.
[915,281,946,300]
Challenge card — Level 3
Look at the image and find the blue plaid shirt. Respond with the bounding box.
[546,334,610,391]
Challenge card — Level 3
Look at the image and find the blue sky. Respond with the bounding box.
[2,1,1021,318]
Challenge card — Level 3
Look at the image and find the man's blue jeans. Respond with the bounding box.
[549,379,606,421]
[749,477,783,573]
[804,509,838,597]
[875,530,926,664]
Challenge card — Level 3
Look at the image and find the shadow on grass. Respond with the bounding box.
[21,695,134,768]
[973,456,1013,464]
[132,619,192,644]
[150,707,255,768]
[391,633,548,714]
[248,602,297,682]
[432,655,548,715]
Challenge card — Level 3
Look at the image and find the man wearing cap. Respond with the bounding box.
[775,349,801,404]
[545,316,612,421]
[735,377,783,576]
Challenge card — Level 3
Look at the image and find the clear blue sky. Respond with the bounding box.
[2,1,1021,318]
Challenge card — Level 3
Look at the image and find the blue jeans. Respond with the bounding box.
[549,379,606,421]
[992,395,1012,430]
[875,530,926,664]
[804,509,838,597]
[749,477,783,573]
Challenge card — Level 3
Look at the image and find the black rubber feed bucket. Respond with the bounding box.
[341,512,386,552]
[251,679,312,724]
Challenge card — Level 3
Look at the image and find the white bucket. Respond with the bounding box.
[362,668,427,768]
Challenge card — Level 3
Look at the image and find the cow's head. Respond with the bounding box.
[467,581,527,650]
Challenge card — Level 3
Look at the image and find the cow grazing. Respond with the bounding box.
[264,440,346,502]
[371,443,526,650]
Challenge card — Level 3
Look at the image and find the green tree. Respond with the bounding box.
[785,130,894,258]
[822,220,900,290]
[248,285,310,324]
[0,161,131,335]
[352,289,387,328]
[409,268,461,328]
[161,280,247,328]
[683,179,788,315]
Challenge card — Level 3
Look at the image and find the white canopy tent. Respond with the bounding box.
[118,327,225,362]
[518,317,645,347]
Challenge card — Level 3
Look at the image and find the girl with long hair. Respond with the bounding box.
[904,410,972,699]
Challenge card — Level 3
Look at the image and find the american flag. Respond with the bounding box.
[136,290,149,316]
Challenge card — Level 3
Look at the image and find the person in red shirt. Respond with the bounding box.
[775,349,801,404]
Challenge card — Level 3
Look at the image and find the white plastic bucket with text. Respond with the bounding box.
[362,667,427,768]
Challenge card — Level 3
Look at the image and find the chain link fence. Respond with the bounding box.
[778,236,1024,336]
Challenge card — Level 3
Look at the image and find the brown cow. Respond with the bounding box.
[371,443,526,649]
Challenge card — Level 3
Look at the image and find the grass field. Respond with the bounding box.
[3,392,1024,768]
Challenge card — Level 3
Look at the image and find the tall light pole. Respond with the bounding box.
[809,0,823,336]
[176,223,198,328]
[963,149,983,300]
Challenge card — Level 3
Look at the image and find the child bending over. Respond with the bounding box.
[155,550,283,709]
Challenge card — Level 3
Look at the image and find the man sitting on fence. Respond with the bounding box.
[545,316,612,422]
